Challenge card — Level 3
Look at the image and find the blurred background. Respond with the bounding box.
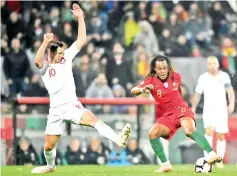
[1,0,237,166]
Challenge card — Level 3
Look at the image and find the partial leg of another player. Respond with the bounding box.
[149,123,172,173]
[180,117,222,165]
[31,135,60,173]
[80,110,131,147]
[204,127,214,158]
[216,132,226,168]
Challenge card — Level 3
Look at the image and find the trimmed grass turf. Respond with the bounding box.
[1,165,237,176]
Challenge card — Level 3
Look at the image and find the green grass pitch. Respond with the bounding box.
[1,165,237,176]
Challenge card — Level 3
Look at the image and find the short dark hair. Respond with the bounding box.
[48,40,64,53]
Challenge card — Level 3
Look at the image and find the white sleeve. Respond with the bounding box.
[195,75,204,94]
[64,42,80,62]
[223,73,232,89]
[39,62,49,75]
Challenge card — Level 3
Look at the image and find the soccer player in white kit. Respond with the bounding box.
[31,4,131,173]
[192,56,235,168]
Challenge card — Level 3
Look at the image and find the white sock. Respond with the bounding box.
[217,140,226,159]
[44,148,56,168]
[94,120,120,146]
[204,135,213,157]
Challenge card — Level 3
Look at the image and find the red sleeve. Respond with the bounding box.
[137,77,152,88]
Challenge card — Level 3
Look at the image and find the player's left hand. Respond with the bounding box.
[71,3,84,19]
[227,104,234,114]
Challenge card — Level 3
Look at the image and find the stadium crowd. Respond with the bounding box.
[15,136,150,166]
[1,0,237,166]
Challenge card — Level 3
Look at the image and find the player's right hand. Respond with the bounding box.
[44,33,54,43]
[142,84,154,93]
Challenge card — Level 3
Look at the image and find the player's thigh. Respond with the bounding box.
[180,117,196,136]
[203,113,215,130]
[148,123,171,139]
[45,114,65,136]
[205,127,214,136]
[44,135,60,150]
[64,101,92,126]
[215,114,229,134]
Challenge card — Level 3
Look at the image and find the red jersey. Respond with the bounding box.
[138,72,188,115]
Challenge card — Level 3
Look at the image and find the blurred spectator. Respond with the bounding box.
[124,11,140,47]
[65,139,87,165]
[133,20,159,55]
[112,84,128,114]
[106,42,134,95]
[86,73,113,114]
[16,137,40,165]
[137,52,149,78]
[49,7,62,34]
[23,73,48,113]
[87,11,110,44]
[1,1,11,25]
[40,147,63,166]
[26,39,42,75]
[26,18,44,47]
[209,2,228,38]
[169,34,190,57]
[219,37,237,75]
[148,2,167,37]
[60,22,74,47]
[1,39,9,57]
[126,139,150,165]
[3,38,31,97]
[6,12,25,44]
[165,13,184,41]
[86,138,110,165]
[134,1,148,21]
[158,29,174,55]
[61,0,73,22]
[185,15,210,51]
[174,4,189,23]
[73,54,97,97]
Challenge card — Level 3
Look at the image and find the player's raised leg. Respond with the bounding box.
[80,110,131,148]
[204,127,214,157]
[180,117,222,165]
[31,135,60,173]
[149,123,172,173]
[216,132,226,168]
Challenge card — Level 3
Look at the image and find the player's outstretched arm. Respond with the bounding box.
[71,3,87,50]
[131,84,154,96]
[35,33,54,69]
[226,87,235,114]
[191,93,201,113]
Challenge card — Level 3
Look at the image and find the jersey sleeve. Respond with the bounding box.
[223,72,232,89]
[64,42,80,62]
[195,75,204,94]
[137,77,152,88]
[38,61,49,76]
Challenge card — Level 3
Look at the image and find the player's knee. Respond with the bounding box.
[184,128,195,137]
[44,143,56,151]
[216,134,225,141]
[148,129,161,139]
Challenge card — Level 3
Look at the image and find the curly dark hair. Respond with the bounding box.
[145,55,174,82]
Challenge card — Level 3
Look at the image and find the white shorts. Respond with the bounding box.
[45,101,88,135]
[202,113,228,133]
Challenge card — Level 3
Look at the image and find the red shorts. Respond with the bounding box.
[156,106,195,141]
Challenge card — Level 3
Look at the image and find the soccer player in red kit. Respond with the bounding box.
[131,55,222,172]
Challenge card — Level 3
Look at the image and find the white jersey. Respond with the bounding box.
[39,43,80,108]
[195,71,232,114]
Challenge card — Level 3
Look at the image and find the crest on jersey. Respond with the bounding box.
[173,82,177,88]
[164,82,168,88]
[140,81,144,85]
